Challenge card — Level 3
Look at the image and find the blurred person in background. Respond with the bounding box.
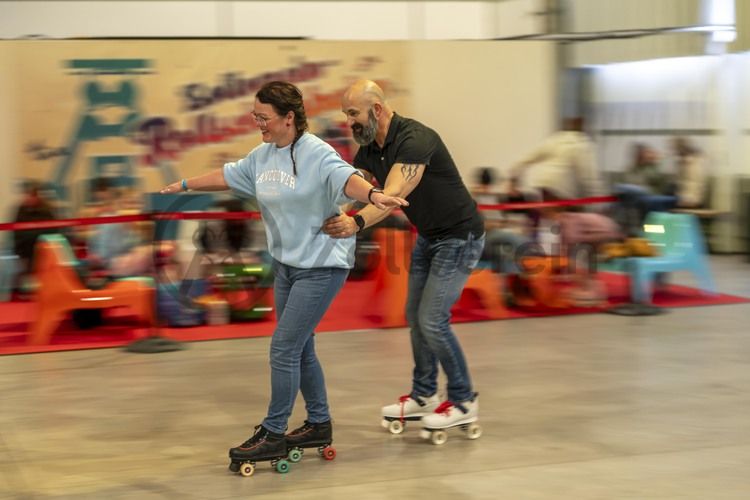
[324,79,485,433]
[624,143,670,195]
[160,81,407,468]
[612,138,706,237]
[11,180,59,297]
[471,167,534,275]
[507,117,604,201]
[471,167,503,232]
[614,142,676,236]
[671,136,706,209]
[85,178,147,280]
[505,118,606,266]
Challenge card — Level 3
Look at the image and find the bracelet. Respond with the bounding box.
[368,187,384,203]
[181,179,188,191]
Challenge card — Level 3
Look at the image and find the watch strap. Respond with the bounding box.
[353,214,366,232]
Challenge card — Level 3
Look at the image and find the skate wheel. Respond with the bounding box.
[275,459,290,474]
[287,448,303,463]
[387,419,405,435]
[228,462,240,473]
[466,423,482,440]
[239,462,256,477]
[430,430,448,445]
[322,446,336,461]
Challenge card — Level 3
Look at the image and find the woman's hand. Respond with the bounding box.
[370,192,409,210]
[160,181,183,194]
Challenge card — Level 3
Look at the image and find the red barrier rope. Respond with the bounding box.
[478,195,616,211]
[0,211,263,232]
[0,195,615,232]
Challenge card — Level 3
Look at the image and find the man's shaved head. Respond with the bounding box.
[344,79,386,108]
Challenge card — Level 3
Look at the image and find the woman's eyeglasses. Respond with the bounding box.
[252,113,279,127]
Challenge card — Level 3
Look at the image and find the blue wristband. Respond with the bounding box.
[181,179,188,191]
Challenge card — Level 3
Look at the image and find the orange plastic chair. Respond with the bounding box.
[517,255,571,308]
[28,234,155,345]
[370,229,507,324]
[370,229,413,327]
[463,269,508,319]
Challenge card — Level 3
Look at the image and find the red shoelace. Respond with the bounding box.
[398,394,411,422]
[434,401,454,416]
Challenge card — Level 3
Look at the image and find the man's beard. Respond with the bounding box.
[352,109,377,146]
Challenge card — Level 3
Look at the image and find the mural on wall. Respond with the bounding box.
[12,41,405,214]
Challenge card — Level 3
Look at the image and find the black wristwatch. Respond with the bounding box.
[368,187,384,203]
[353,214,366,233]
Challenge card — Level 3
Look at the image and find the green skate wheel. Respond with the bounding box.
[288,448,303,463]
[275,459,290,474]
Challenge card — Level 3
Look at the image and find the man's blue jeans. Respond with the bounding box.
[262,261,349,434]
[406,232,485,403]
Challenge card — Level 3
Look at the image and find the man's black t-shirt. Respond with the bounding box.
[354,113,484,241]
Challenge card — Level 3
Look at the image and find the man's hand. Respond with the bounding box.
[322,214,358,239]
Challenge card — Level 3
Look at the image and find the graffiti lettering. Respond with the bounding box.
[26,142,70,161]
[182,61,336,112]
[133,109,256,165]
[134,85,356,166]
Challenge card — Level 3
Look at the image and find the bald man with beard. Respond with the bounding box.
[323,80,485,436]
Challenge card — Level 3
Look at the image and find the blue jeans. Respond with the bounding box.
[615,184,678,235]
[262,261,349,434]
[406,232,485,403]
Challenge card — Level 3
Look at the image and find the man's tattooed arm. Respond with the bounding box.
[401,163,420,182]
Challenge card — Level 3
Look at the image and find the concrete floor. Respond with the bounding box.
[1,256,749,499]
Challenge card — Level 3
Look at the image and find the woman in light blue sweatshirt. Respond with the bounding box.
[161,81,407,473]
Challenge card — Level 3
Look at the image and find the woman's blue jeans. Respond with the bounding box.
[406,232,485,403]
[262,261,349,434]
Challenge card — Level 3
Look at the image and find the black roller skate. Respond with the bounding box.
[228,425,290,477]
[285,420,336,463]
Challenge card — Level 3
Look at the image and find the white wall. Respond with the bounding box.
[0,44,19,227]
[0,1,546,40]
[407,41,555,179]
[2,0,742,58]
[590,56,721,175]
[0,1,223,38]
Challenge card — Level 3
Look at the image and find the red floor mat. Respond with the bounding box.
[1,273,747,356]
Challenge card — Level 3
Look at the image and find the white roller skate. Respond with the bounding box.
[381,393,441,435]
[420,394,482,445]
